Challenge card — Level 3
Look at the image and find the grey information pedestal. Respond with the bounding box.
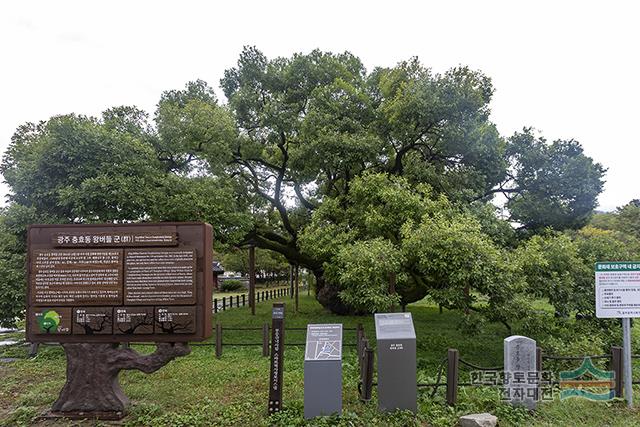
[374,313,417,413]
[304,324,342,419]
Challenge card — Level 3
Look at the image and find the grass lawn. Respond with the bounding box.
[2,295,640,426]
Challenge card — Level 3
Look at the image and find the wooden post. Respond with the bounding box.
[536,346,542,402]
[214,298,218,313]
[612,346,624,398]
[446,348,459,405]
[360,339,374,401]
[222,297,226,311]
[289,264,294,299]
[357,323,364,381]
[236,295,239,307]
[249,245,256,315]
[215,323,222,358]
[295,264,299,313]
[356,323,364,356]
[242,294,246,307]
[268,303,285,414]
[263,323,270,357]
[389,272,397,312]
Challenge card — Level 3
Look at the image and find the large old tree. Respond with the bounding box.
[0,47,605,323]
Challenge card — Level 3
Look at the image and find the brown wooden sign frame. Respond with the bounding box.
[27,222,213,343]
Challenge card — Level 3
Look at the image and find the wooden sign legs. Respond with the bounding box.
[50,342,190,419]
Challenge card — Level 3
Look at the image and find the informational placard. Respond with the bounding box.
[595,262,640,318]
[268,303,285,415]
[374,312,417,413]
[304,324,342,361]
[31,249,123,305]
[304,324,343,419]
[26,222,213,343]
[124,248,196,305]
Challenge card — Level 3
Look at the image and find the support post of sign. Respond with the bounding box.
[28,343,39,358]
[295,264,299,313]
[623,318,633,408]
[612,346,623,398]
[249,245,256,315]
[446,348,459,406]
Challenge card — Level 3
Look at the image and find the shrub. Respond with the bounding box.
[219,279,244,292]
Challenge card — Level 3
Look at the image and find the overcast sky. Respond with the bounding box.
[0,0,637,211]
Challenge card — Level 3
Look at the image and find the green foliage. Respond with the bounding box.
[516,227,640,319]
[301,173,526,320]
[1,112,164,222]
[591,199,640,240]
[326,238,403,312]
[219,279,244,292]
[0,405,39,427]
[221,248,289,280]
[505,129,605,231]
[615,200,640,239]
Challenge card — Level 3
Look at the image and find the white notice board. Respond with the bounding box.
[595,262,640,318]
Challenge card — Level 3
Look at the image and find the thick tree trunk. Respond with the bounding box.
[314,269,353,315]
[51,342,190,418]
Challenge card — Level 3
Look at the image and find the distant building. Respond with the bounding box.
[212,261,224,290]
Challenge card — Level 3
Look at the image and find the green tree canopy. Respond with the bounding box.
[0,47,609,322]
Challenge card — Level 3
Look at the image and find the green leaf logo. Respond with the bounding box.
[38,310,61,333]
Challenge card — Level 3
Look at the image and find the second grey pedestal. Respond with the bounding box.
[375,312,417,413]
[304,324,342,419]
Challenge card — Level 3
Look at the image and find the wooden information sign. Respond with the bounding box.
[27,222,213,343]
[268,303,285,415]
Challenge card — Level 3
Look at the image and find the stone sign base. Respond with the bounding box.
[50,342,190,419]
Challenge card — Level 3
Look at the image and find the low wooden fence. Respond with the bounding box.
[210,323,362,358]
[11,325,639,407]
[214,286,291,312]
[357,341,629,405]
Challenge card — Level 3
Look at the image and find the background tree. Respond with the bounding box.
[493,129,606,231]
[0,107,250,326]
[221,248,289,282]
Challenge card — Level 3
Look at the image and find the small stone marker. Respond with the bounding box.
[458,412,498,427]
[374,312,417,413]
[304,324,342,419]
[268,303,285,415]
[504,335,537,410]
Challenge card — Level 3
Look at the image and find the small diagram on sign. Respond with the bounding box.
[73,308,113,334]
[155,307,196,334]
[314,341,341,360]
